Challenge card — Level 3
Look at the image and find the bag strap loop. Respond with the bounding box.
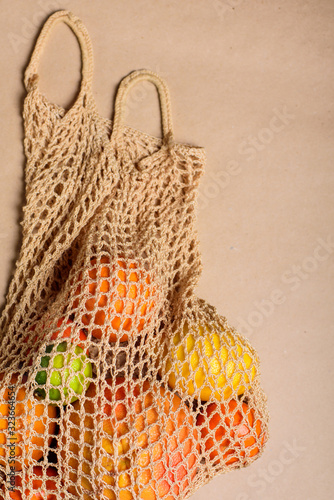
[24,10,94,92]
[110,69,174,146]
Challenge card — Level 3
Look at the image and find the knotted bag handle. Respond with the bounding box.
[24,10,94,93]
[110,69,174,147]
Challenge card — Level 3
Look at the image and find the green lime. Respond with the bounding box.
[35,341,92,405]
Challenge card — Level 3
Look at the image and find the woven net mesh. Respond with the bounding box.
[0,10,268,500]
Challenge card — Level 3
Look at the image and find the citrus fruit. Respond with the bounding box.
[0,466,64,500]
[49,318,88,350]
[158,323,258,401]
[34,319,92,404]
[196,399,266,466]
[0,373,57,471]
[61,378,199,499]
[73,256,157,343]
[25,318,88,365]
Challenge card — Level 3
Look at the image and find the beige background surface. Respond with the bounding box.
[0,1,333,499]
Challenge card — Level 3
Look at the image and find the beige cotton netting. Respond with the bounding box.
[0,10,269,500]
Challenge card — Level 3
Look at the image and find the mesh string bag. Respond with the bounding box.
[0,10,269,500]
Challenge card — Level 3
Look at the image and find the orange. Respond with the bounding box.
[0,466,64,500]
[196,400,266,466]
[61,378,199,499]
[73,256,156,343]
[50,317,88,350]
[0,374,57,471]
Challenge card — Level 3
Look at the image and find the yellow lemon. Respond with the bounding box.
[159,323,258,401]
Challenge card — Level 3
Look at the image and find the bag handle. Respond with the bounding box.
[24,10,94,92]
[110,69,174,147]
